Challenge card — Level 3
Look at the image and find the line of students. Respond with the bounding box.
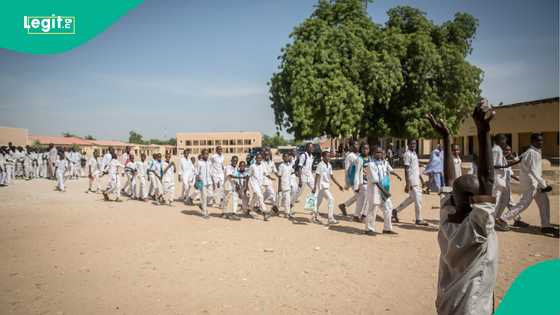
[0,144,86,186]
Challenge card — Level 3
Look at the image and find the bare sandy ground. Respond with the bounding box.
[0,169,558,315]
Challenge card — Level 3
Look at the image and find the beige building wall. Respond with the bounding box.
[176,131,262,155]
[0,127,29,146]
[422,98,559,158]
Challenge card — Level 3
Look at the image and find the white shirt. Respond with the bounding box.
[278,162,293,191]
[366,159,384,205]
[403,150,420,187]
[344,152,358,171]
[88,157,100,175]
[48,147,58,162]
[210,153,225,180]
[298,152,314,177]
[136,160,147,178]
[452,156,462,180]
[248,163,266,189]
[162,161,175,184]
[196,160,212,186]
[492,145,507,188]
[179,157,195,178]
[262,159,277,186]
[108,159,123,179]
[224,164,237,191]
[519,146,546,189]
[101,153,112,171]
[315,161,332,190]
[55,159,68,175]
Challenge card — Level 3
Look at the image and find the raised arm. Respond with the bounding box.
[426,113,454,186]
[472,100,495,196]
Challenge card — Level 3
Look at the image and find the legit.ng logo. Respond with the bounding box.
[23,14,76,35]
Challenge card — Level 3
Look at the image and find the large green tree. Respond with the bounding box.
[269,0,482,140]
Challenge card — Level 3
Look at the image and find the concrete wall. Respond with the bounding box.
[0,127,29,147]
[176,131,262,155]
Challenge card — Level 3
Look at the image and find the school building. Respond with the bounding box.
[176,131,262,155]
[417,97,559,159]
[0,127,29,147]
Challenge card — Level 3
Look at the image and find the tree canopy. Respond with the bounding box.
[269,0,482,140]
[262,134,289,148]
[129,130,176,146]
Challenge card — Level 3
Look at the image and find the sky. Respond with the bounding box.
[0,0,558,141]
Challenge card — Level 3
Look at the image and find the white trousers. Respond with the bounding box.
[200,184,211,216]
[503,186,551,227]
[135,176,148,199]
[181,175,194,201]
[106,176,121,199]
[5,165,14,183]
[89,173,100,191]
[162,181,175,203]
[296,176,315,202]
[278,189,292,215]
[223,189,239,214]
[56,172,65,191]
[316,188,334,219]
[249,185,267,211]
[263,184,276,204]
[395,185,423,221]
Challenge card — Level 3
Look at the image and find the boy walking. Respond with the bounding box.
[312,151,344,225]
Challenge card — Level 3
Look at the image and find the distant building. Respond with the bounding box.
[176,131,262,155]
[0,127,29,147]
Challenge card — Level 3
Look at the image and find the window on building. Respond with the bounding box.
[215,140,221,145]
[244,139,251,145]
[208,140,213,146]
[230,139,235,145]
[237,139,243,145]
[193,140,199,146]
[201,140,207,146]
[186,140,192,146]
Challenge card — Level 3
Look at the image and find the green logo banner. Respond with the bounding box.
[0,0,144,54]
[495,259,560,315]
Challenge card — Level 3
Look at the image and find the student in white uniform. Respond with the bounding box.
[262,150,279,213]
[288,151,299,207]
[134,153,149,201]
[160,152,176,206]
[23,149,33,180]
[296,143,315,202]
[351,144,372,221]
[196,149,213,218]
[47,144,57,179]
[55,153,68,192]
[0,147,7,186]
[223,155,241,218]
[125,154,138,198]
[312,151,344,225]
[502,134,558,237]
[178,150,195,205]
[451,144,462,184]
[210,146,225,207]
[103,152,124,202]
[120,147,132,195]
[86,150,101,193]
[4,146,15,184]
[277,153,295,218]
[338,141,359,216]
[148,153,164,201]
[247,153,273,221]
[39,150,49,178]
[234,161,250,213]
[68,148,80,180]
[393,140,429,226]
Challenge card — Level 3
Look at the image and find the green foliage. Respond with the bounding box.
[84,135,96,140]
[263,134,289,148]
[62,132,79,138]
[128,130,144,144]
[270,0,482,140]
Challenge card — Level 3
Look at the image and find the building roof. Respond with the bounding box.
[29,135,93,146]
[496,97,559,109]
[88,140,130,147]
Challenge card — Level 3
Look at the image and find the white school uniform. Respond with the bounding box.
[0,153,6,185]
[289,159,299,202]
[161,161,175,203]
[197,159,213,216]
[314,161,335,220]
[248,162,267,211]
[148,159,163,197]
[134,160,149,199]
[55,159,68,191]
[179,156,195,202]
[4,150,15,184]
[395,149,423,221]
[223,164,238,214]
[236,169,250,211]
[296,152,315,201]
[368,159,395,232]
[106,159,123,198]
[88,156,101,192]
[452,156,462,183]
[262,159,277,204]
[124,160,138,197]
[351,155,370,218]
[210,153,225,204]
[502,146,550,227]
[277,161,293,215]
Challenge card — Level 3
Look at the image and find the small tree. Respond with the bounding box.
[129,130,145,144]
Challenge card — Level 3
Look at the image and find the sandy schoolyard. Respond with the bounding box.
[0,169,558,314]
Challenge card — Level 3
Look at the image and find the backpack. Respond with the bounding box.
[294,153,308,173]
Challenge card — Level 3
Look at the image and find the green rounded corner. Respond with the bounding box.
[495,259,560,315]
[0,0,144,55]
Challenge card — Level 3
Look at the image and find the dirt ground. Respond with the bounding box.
[0,169,558,315]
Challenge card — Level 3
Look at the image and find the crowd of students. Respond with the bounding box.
[0,99,558,315]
